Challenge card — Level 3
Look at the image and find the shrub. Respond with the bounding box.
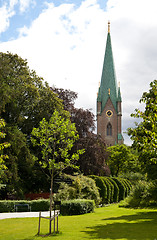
[55,175,101,205]
[0,200,14,213]
[107,177,119,203]
[30,199,50,211]
[105,177,114,203]
[89,176,132,205]
[89,175,107,204]
[0,199,50,212]
[54,182,76,201]
[122,180,157,208]
[120,179,129,197]
[60,199,95,215]
[119,172,146,184]
[112,178,125,201]
[122,179,132,194]
[101,177,113,204]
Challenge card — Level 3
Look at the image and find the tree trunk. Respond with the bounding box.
[49,170,53,234]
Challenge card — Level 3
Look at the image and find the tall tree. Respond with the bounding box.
[128,80,157,179]
[31,110,84,234]
[0,52,63,196]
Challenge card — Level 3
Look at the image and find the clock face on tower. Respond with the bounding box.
[106,110,113,117]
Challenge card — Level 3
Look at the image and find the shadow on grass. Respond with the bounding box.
[82,211,157,239]
[22,232,62,240]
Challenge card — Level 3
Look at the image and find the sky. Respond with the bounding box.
[0,0,157,145]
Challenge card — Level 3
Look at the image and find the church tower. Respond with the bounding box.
[97,22,123,146]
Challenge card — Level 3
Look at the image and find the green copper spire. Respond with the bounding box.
[97,22,120,112]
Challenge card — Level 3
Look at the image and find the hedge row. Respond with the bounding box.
[0,199,50,213]
[60,199,95,215]
[89,176,132,205]
[0,198,95,215]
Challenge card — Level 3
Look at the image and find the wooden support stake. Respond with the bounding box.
[38,212,41,235]
[57,213,59,232]
[54,209,55,233]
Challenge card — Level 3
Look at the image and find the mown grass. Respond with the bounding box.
[0,204,157,240]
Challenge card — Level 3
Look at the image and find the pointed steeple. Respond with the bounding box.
[97,22,123,146]
[97,22,120,113]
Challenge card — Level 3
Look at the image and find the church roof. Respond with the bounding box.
[97,23,121,113]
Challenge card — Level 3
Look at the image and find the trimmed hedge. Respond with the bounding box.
[0,200,15,213]
[101,177,112,204]
[30,199,50,211]
[112,178,126,201]
[0,199,50,213]
[123,179,132,193]
[107,177,119,203]
[60,199,95,215]
[89,175,107,204]
[89,176,132,204]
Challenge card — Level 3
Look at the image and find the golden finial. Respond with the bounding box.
[108,21,110,33]
[108,88,110,95]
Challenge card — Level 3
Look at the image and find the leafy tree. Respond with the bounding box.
[107,144,138,176]
[0,119,10,181]
[0,52,63,196]
[52,87,95,136]
[76,134,110,176]
[128,80,157,179]
[52,87,109,176]
[0,52,63,134]
[31,110,84,233]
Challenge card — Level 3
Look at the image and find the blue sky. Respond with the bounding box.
[0,0,107,41]
[0,0,157,145]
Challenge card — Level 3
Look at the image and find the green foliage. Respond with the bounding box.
[31,110,83,172]
[107,144,139,176]
[31,110,84,202]
[123,179,132,194]
[128,80,157,179]
[121,179,130,197]
[55,175,101,205]
[31,108,84,232]
[122,180,157,208]
[0,52,63,195]
[106,177,119,203]
[60,199,95,215]
[55,182,76,201]
[89,175,107,204]
[112,178,125,201]
[0,200,15,213]
[0,119,10,181]
[101,177,112,204]
[119,172,146,184]
[89,176,132,204]
[30,199,50,211]
[0,199,50,212]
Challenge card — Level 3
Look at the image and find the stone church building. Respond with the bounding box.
[97,22,124,146]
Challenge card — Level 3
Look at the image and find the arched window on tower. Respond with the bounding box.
[107,123,112,136]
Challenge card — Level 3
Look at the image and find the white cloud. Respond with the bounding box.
[0,3,15,34]
[9,0,18,9]
[1,0,157,145]
[19,0,36,13]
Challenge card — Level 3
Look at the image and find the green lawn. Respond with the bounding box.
[0,204,157,240]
